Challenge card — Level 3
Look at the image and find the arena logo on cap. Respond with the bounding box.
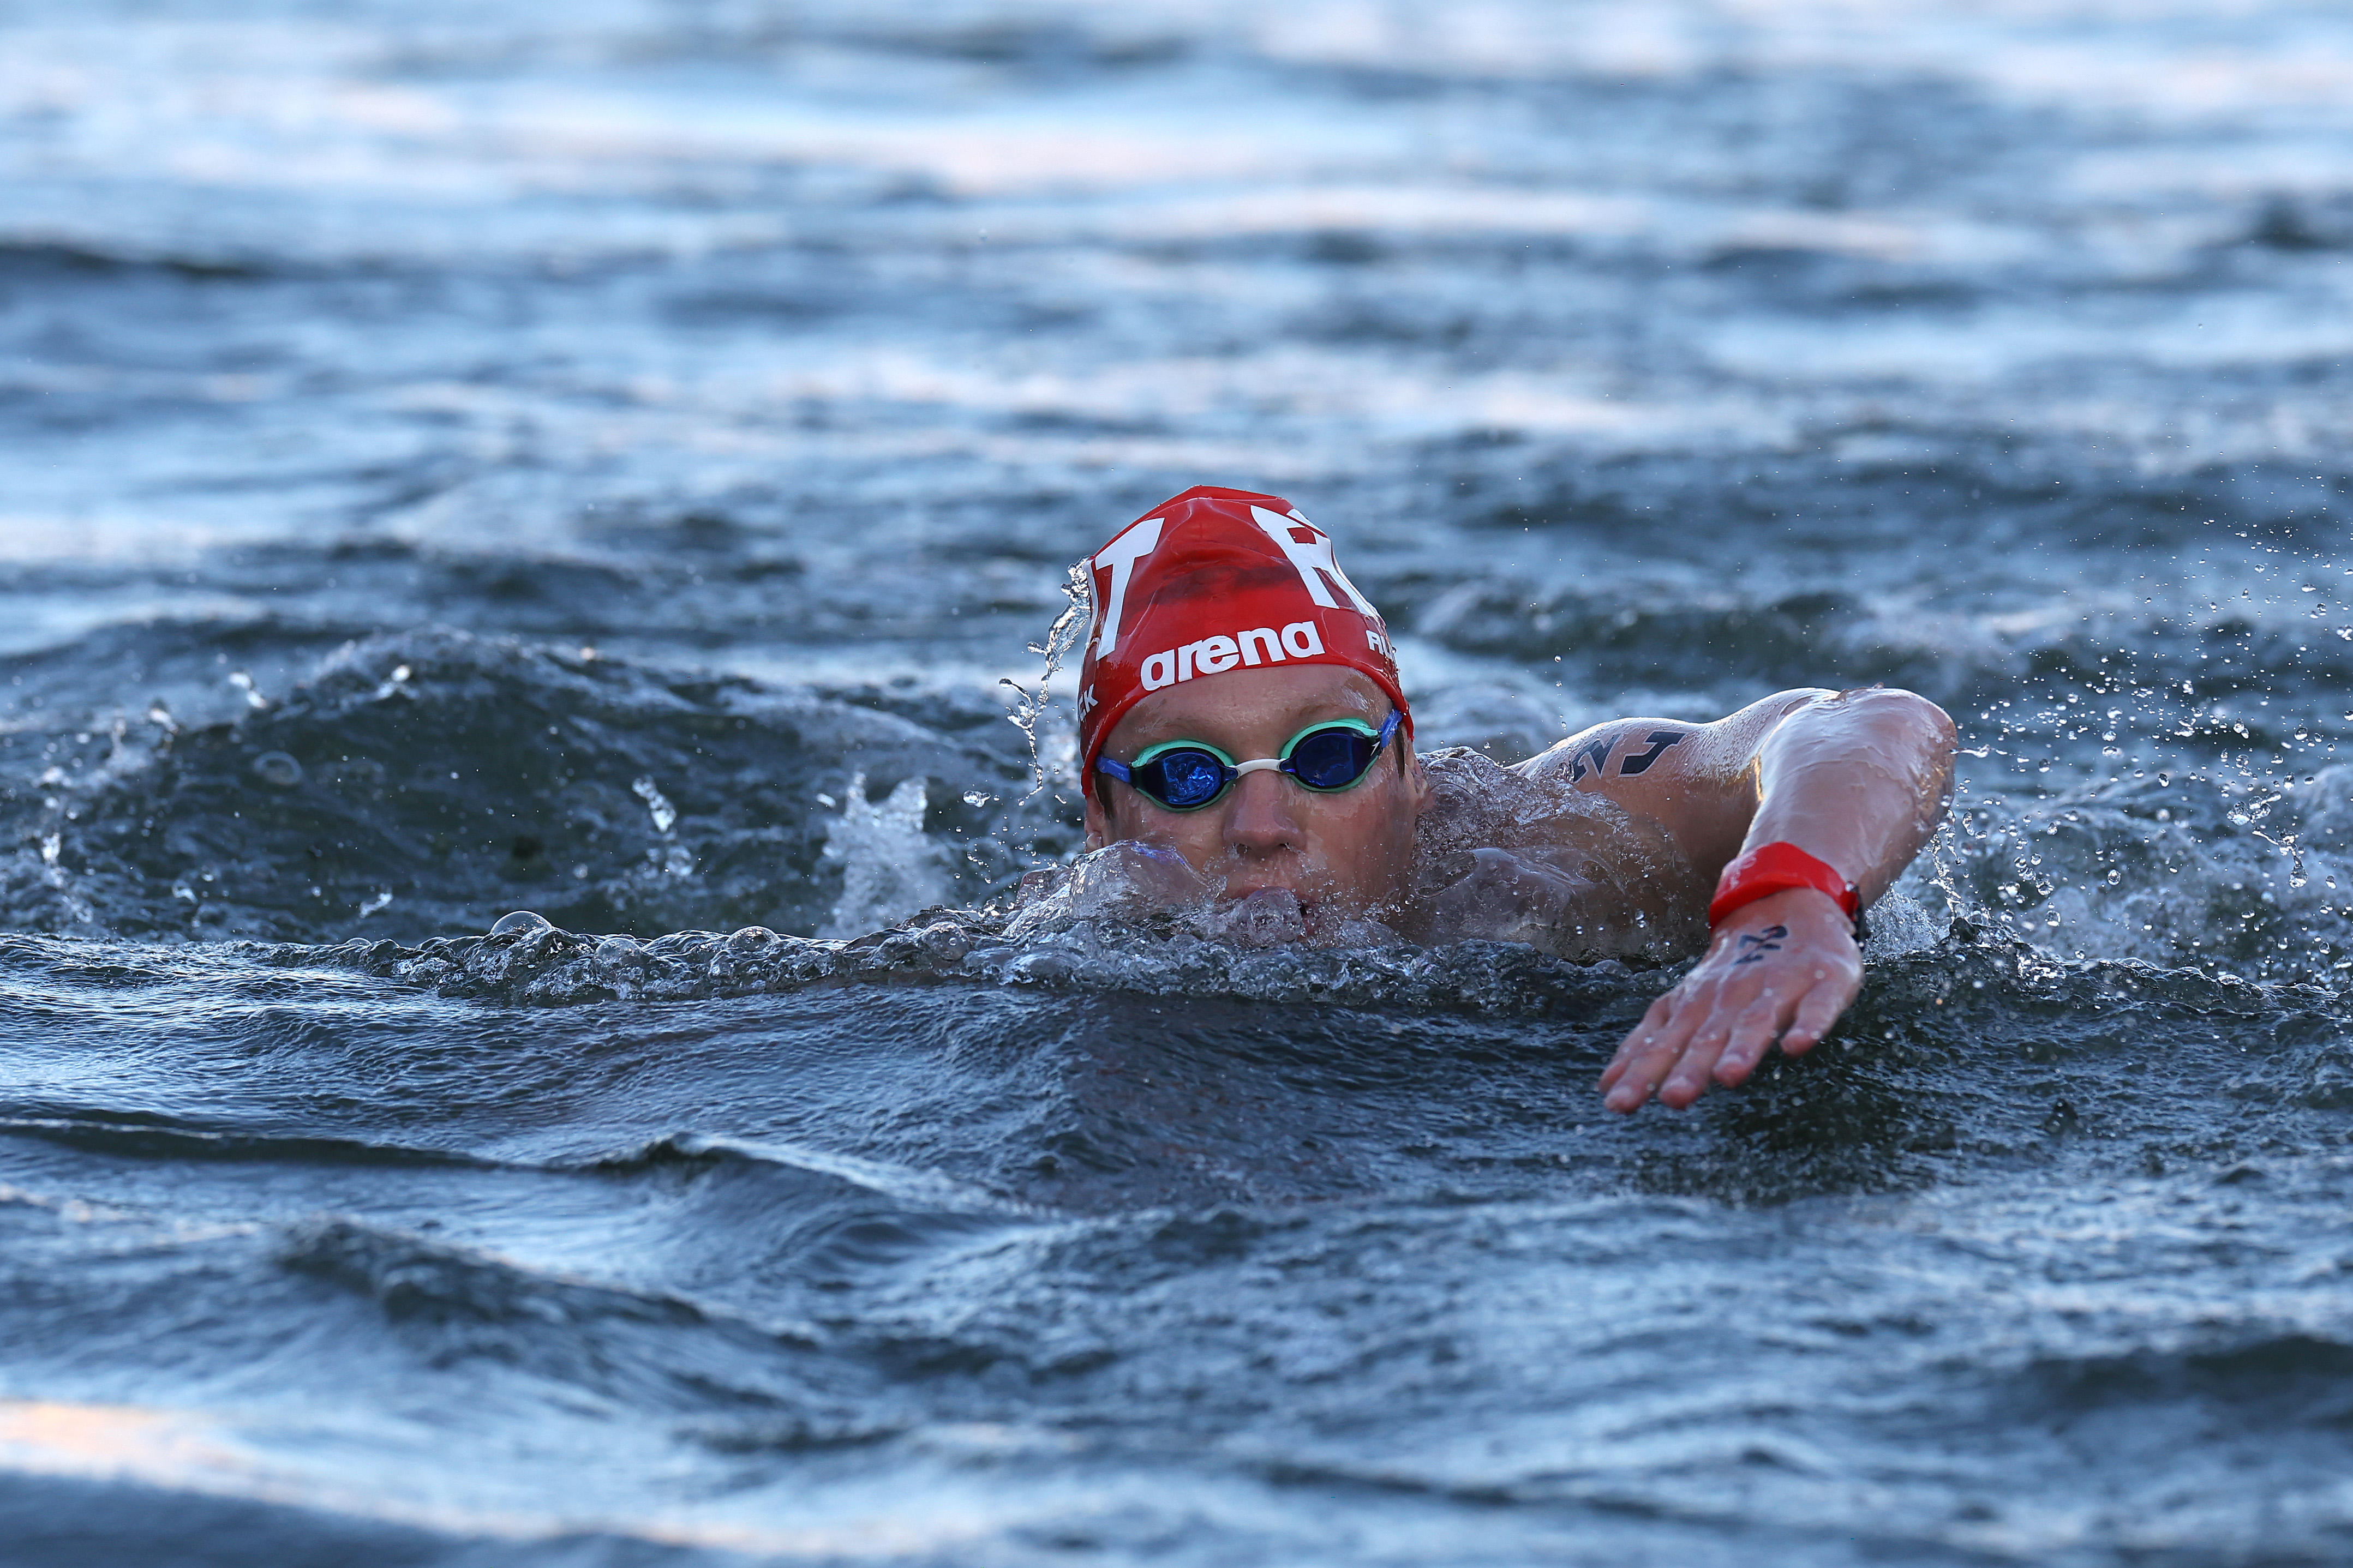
[1139,621,1325,691]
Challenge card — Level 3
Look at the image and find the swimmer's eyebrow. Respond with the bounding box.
[1274,684,1388,722]
[1117,686,1390,750]
[1268,699,1365,725]
[1135,698,1375,742]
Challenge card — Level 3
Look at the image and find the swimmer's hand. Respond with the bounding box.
[1598,887,1863,1113]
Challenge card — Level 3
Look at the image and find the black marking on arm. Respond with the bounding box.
[1616,729,1687,776]
[1732,923,1788,965]
[1567,735,1615,784]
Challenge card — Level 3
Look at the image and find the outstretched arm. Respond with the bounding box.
[1524,687,1955,1112]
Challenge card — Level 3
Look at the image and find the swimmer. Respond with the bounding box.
[1063,485,1956,1113]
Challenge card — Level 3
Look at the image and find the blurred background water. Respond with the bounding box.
[5,3,2353,1564]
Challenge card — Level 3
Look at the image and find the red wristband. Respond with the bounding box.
[1708,842,1859,929]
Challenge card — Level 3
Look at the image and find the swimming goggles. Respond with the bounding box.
[1096,710,1404,812]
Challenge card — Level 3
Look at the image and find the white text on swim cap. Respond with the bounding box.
[1248,507,1381,618]
[1140,622,1323,690]
[1089,515,1164,659]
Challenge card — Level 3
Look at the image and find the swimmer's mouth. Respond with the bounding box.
[1219,881,1310,908]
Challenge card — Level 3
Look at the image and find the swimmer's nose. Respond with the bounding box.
[1222,768,1301,857]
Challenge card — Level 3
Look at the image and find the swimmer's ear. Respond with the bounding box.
[1402,748,1436,818]
[1081,788,1110,851]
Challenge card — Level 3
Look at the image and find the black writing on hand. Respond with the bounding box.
[1732,922,1788,965]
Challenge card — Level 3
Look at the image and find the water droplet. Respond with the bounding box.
[251,752,303,788]
[631,776,678,834]
[489,910,552,937]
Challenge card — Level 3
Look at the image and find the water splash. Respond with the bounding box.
[819,772,948,938]
[630,776,678,835]
[1002,560,1091,810]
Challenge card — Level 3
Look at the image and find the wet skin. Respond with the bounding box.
[1089,665,1957,1112]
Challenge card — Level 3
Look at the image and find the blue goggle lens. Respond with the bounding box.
[1285,725,1379,790]
[1145,747,1231,809]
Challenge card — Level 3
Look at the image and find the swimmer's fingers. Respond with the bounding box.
[1598,998,1649,1084]
[1686,990,1789,1097]
[1715,969,1858,1085]
[1600,988,1703,1112]
[1656,984,1777,1108]
[1597,988,1675,1091]
[1771,975,1855,1059]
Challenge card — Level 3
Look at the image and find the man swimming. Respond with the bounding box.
[1065,485,1956,1114]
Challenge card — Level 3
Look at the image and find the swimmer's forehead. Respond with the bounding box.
[1106,665,1390,749]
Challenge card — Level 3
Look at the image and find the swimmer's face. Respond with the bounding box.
[1083,664,1432,916]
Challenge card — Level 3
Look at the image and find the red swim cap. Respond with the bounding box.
[1076,485,1410,783]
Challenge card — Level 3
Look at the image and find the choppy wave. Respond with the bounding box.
[0,628,1068,944]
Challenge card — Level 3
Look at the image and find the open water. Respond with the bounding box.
[5,2,2353,1563]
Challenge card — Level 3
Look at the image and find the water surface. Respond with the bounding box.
[5,3,2353,1563]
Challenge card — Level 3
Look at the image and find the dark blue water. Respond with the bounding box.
[5,3,2353,1563]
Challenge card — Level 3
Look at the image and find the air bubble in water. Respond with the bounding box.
[489,910,552,937]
